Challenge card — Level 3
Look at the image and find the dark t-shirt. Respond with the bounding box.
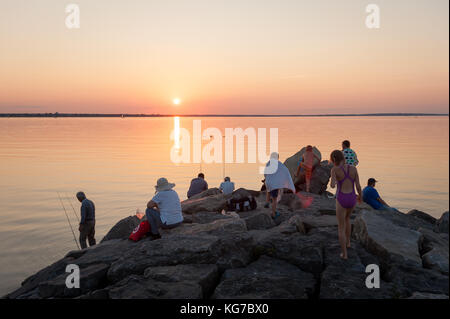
[187,178,208,198]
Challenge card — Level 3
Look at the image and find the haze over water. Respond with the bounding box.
[0,116,448,295]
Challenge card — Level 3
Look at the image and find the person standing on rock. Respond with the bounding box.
[295,145,321,192]
[219,176,235,195]
[146,177,183,240]
[187,173,208,198]
[76,191,96,249]
[342,140,359,166]
[263,152,296,219]
[329,150,362,260]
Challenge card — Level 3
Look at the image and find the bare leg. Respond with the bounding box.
[345,208,353,248]
[271,198,277,217]
[336,201,348,259]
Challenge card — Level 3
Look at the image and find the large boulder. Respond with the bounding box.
[320,243,396,299]
[418,227,449,275]
[353,210,423,267]
[189,187,222,200]
[283,148,332,194]
[238,210,276,230]
[37,263,109,298]
[181,194,227,214]
[212,255,316,299]
[108,274,203,299]
[107,233,255,283]
[143,264,219,298]
[407,210,437,225]
[435,211,449,233]
[284,147,322,176]
[165,218,247,236]
[101,215,142,243]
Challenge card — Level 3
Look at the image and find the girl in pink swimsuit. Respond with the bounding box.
[329,150,362,260]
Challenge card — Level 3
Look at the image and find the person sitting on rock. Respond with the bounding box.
[294,145,321,192]
[362,178,394,211]
[263,152,296,219]
[219,176,235,195]
[146,177,183,240]
[342,140,359,166]
[187,173,208,198]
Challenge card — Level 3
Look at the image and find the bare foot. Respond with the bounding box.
[340,253,348,260]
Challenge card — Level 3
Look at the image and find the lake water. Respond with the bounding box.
[0,116,448,295]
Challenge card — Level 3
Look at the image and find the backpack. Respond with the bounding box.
[129,220,150,242]
[226,196,257,212]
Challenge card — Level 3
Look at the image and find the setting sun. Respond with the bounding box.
[173,98,181,105]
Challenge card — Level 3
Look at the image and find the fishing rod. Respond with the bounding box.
[57,192,80,250]
[65,192,80,223]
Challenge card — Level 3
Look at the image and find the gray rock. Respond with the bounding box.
[407,292,449,299]
[108,275,203,299]
[38,263,109,298]
[353,210,423,267]
[418,227,449,275]
[435,211,449,233]
[386,263,449,296]
[107,233,254,283]
[101,215,142,243]
[6,256,76,299]
[165,218,247,236]
[251,230,323,275]
[189,188,222,200]
[239,210,275,230]
[185,211,232,224]
[284,148,332,194]
[320,244,396,299]
[212,256,315,299]
[181,194,227,214]
[407,210,437,225]
[144,264,219,298]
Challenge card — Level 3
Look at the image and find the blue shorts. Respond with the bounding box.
[269,189,279,198]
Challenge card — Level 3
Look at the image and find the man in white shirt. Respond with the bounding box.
[146,177,183,240]
[219,177,235,195]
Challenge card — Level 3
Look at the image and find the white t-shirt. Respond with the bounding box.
[152,190,183,225]
[220,181,235,195]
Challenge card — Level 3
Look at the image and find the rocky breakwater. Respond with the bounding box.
[4,187,449,299]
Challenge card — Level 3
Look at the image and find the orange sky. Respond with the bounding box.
[0,0,448,114]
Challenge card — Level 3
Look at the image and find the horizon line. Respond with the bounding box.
[0,112,448,118]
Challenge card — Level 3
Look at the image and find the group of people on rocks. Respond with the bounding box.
[74,139,393,261]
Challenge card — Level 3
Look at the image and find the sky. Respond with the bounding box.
[0,0,448,115]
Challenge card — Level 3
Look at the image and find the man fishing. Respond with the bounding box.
[76,191,96,249]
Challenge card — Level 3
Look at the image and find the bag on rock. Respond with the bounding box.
[129,220,150,242]
[226,196,257,212]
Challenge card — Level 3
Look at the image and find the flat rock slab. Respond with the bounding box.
[212,256,315,299]
[38,263,109,298]
[108,275,203,299]
[165,218,247,236]
[182,194,227,214]
[107,233,254,283]
[353,210,423,266]
[144,264,219,298]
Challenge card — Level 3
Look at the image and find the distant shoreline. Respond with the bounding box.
[0,113,448,118]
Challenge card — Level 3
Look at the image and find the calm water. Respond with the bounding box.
[0,116,448,295]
